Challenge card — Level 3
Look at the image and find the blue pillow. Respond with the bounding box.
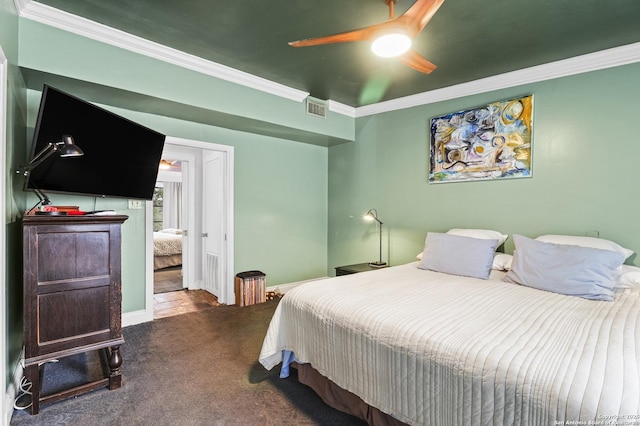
[503,234,625,301]
[418,232,499,280]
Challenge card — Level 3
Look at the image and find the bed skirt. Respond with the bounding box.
[154,253,182,270]
[294,363,408,426]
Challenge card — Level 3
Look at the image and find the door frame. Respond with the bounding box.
[155,146,196,291]
[0,45,9,426]
[145,137,235,318]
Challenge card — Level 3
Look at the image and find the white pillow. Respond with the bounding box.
[447,228,508,246]
[615,265,640,288]
[159,228,183,235]
[492,253,513,271]
[535,235,634,260]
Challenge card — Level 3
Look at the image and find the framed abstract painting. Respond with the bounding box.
[429,94,533,183]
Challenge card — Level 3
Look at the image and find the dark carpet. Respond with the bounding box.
[10,300,366,425]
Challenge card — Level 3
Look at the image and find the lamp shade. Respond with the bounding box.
[17,134,84,214]
[364,209,382,224]
[58,135,84,157]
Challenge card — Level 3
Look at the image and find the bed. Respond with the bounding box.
[153,228,183,270]
[259,230,640,425]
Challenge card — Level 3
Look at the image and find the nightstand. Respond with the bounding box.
[335,262,389,276]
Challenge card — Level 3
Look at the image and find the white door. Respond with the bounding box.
[176,161,189,289]
[202,150,227,301]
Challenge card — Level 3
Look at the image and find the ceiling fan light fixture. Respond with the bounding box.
[371,33,412,58]
[159,159,173,170]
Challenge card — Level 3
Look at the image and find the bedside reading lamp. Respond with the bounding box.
[364,208,387,267]
[17,135,84,214]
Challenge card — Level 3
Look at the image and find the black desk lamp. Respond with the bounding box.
[17,135,84,214]
[364,208,386,267]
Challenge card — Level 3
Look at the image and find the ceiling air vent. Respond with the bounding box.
[306,97,327,118]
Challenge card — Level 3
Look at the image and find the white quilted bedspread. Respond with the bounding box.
[259,262,640,425]
[153,232,182,256]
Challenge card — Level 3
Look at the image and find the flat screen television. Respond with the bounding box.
[26,85,166,200]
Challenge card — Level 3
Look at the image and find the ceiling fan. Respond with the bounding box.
[289,0,446,75]
[159,159,180,170]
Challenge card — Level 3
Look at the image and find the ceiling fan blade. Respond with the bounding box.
[399,49,437,74]
[289,22,390,47]
[289,27,377,47]
[400,0,446,33]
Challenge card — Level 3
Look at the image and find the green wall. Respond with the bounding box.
[1,0,26,406]
[15,14,340,313]
[328,63,640,272]
[118,109,330,294]
[23,49,330,313]
[0,0,18,62]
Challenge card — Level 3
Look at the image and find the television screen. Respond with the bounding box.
[27,85,166,200]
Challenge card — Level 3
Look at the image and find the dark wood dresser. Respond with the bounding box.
[22,214,128,414]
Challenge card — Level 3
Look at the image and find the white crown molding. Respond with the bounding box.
[328,100,356,117]
[16,1,640,119]
[13,0,29,12]
[355,42,640,117]
[17,0,310,103]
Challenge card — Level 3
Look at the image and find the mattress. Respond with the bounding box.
[259,262,640,425]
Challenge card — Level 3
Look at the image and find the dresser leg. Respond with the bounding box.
[108,345,123,389]
[24,364,41,415]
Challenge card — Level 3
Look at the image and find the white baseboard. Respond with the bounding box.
[122,309,153,327]
[186,278,204,292]
[271,277,329,295]
[124,276,329,327]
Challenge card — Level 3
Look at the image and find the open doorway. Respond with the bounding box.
[153,160,185,295]
[145,137,235,321]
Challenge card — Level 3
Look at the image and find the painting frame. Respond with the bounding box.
[428,94,533,184]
